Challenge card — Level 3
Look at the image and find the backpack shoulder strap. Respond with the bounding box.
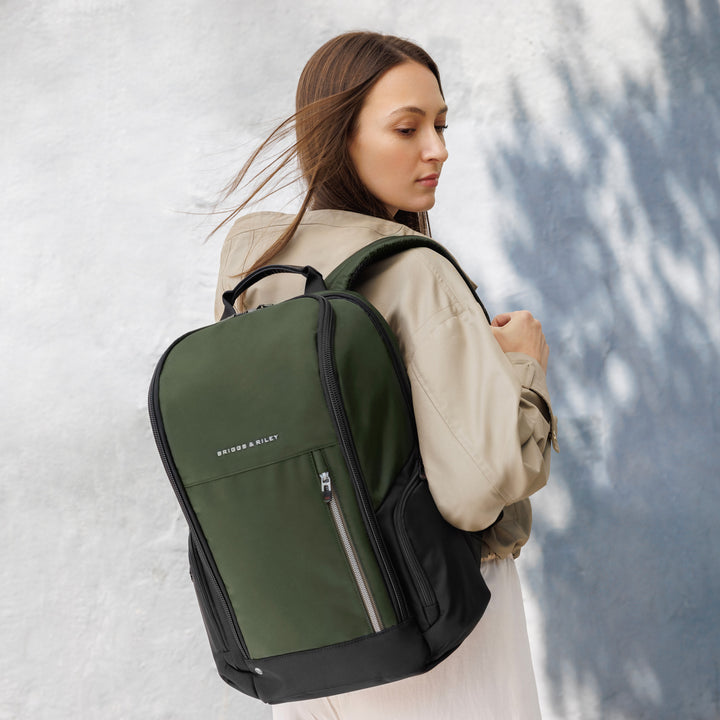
[324,235,491,322]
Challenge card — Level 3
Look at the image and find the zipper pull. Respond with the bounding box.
[320,471,333,503]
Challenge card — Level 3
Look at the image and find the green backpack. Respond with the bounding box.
[148,235,492,704]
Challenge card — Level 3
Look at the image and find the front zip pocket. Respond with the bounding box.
[312,449,384,633]
[183,446,397,660]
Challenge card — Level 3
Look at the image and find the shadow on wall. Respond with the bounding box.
[489,1,720,718]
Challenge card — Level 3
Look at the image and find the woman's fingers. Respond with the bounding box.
[491,313,512,327]
[491,311,549,372]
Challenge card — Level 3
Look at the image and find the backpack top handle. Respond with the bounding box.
[221,264,327,319]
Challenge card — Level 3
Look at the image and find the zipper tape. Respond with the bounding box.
[315,296,407,621]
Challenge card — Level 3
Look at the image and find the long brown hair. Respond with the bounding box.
[211,31,443,275]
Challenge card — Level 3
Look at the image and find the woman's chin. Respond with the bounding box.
[397,197,437,214]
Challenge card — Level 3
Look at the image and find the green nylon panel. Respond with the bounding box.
[158,296,400,658]
[159,298,335,482]
[318,444,397,630]
[187,449,374,658]
[330,296,415,510]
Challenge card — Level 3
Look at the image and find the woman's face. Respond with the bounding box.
[348,61,449,217]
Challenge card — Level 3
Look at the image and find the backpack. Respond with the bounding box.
[148,235,492,704]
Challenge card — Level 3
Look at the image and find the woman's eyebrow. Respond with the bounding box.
[388,104,449,118]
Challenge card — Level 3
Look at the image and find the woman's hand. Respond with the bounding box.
[491,311,549,373]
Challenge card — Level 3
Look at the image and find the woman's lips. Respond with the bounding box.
[417,174,439,187]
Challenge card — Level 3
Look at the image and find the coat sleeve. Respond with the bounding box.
[360,248,558,535]
[474,354,558,557]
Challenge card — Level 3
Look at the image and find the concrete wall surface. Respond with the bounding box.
[2,0,719,718]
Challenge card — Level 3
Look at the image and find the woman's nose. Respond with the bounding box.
[422,131,449,163]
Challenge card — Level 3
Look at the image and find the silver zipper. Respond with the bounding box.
[316,462,383,633]
[315,297,406,619]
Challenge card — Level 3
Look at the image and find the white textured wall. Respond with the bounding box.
[2,1,719,719]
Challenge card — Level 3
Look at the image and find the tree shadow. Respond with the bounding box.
[488,1,720,717]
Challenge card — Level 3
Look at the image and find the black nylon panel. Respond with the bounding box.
[252,621,429,704]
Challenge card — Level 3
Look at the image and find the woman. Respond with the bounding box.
[213,31,557,720]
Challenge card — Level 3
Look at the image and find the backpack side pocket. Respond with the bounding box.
[392,467,491,660]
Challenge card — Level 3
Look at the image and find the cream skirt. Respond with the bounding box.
[272,556,541,720]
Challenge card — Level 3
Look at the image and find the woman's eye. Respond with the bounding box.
[395,124,447,137]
